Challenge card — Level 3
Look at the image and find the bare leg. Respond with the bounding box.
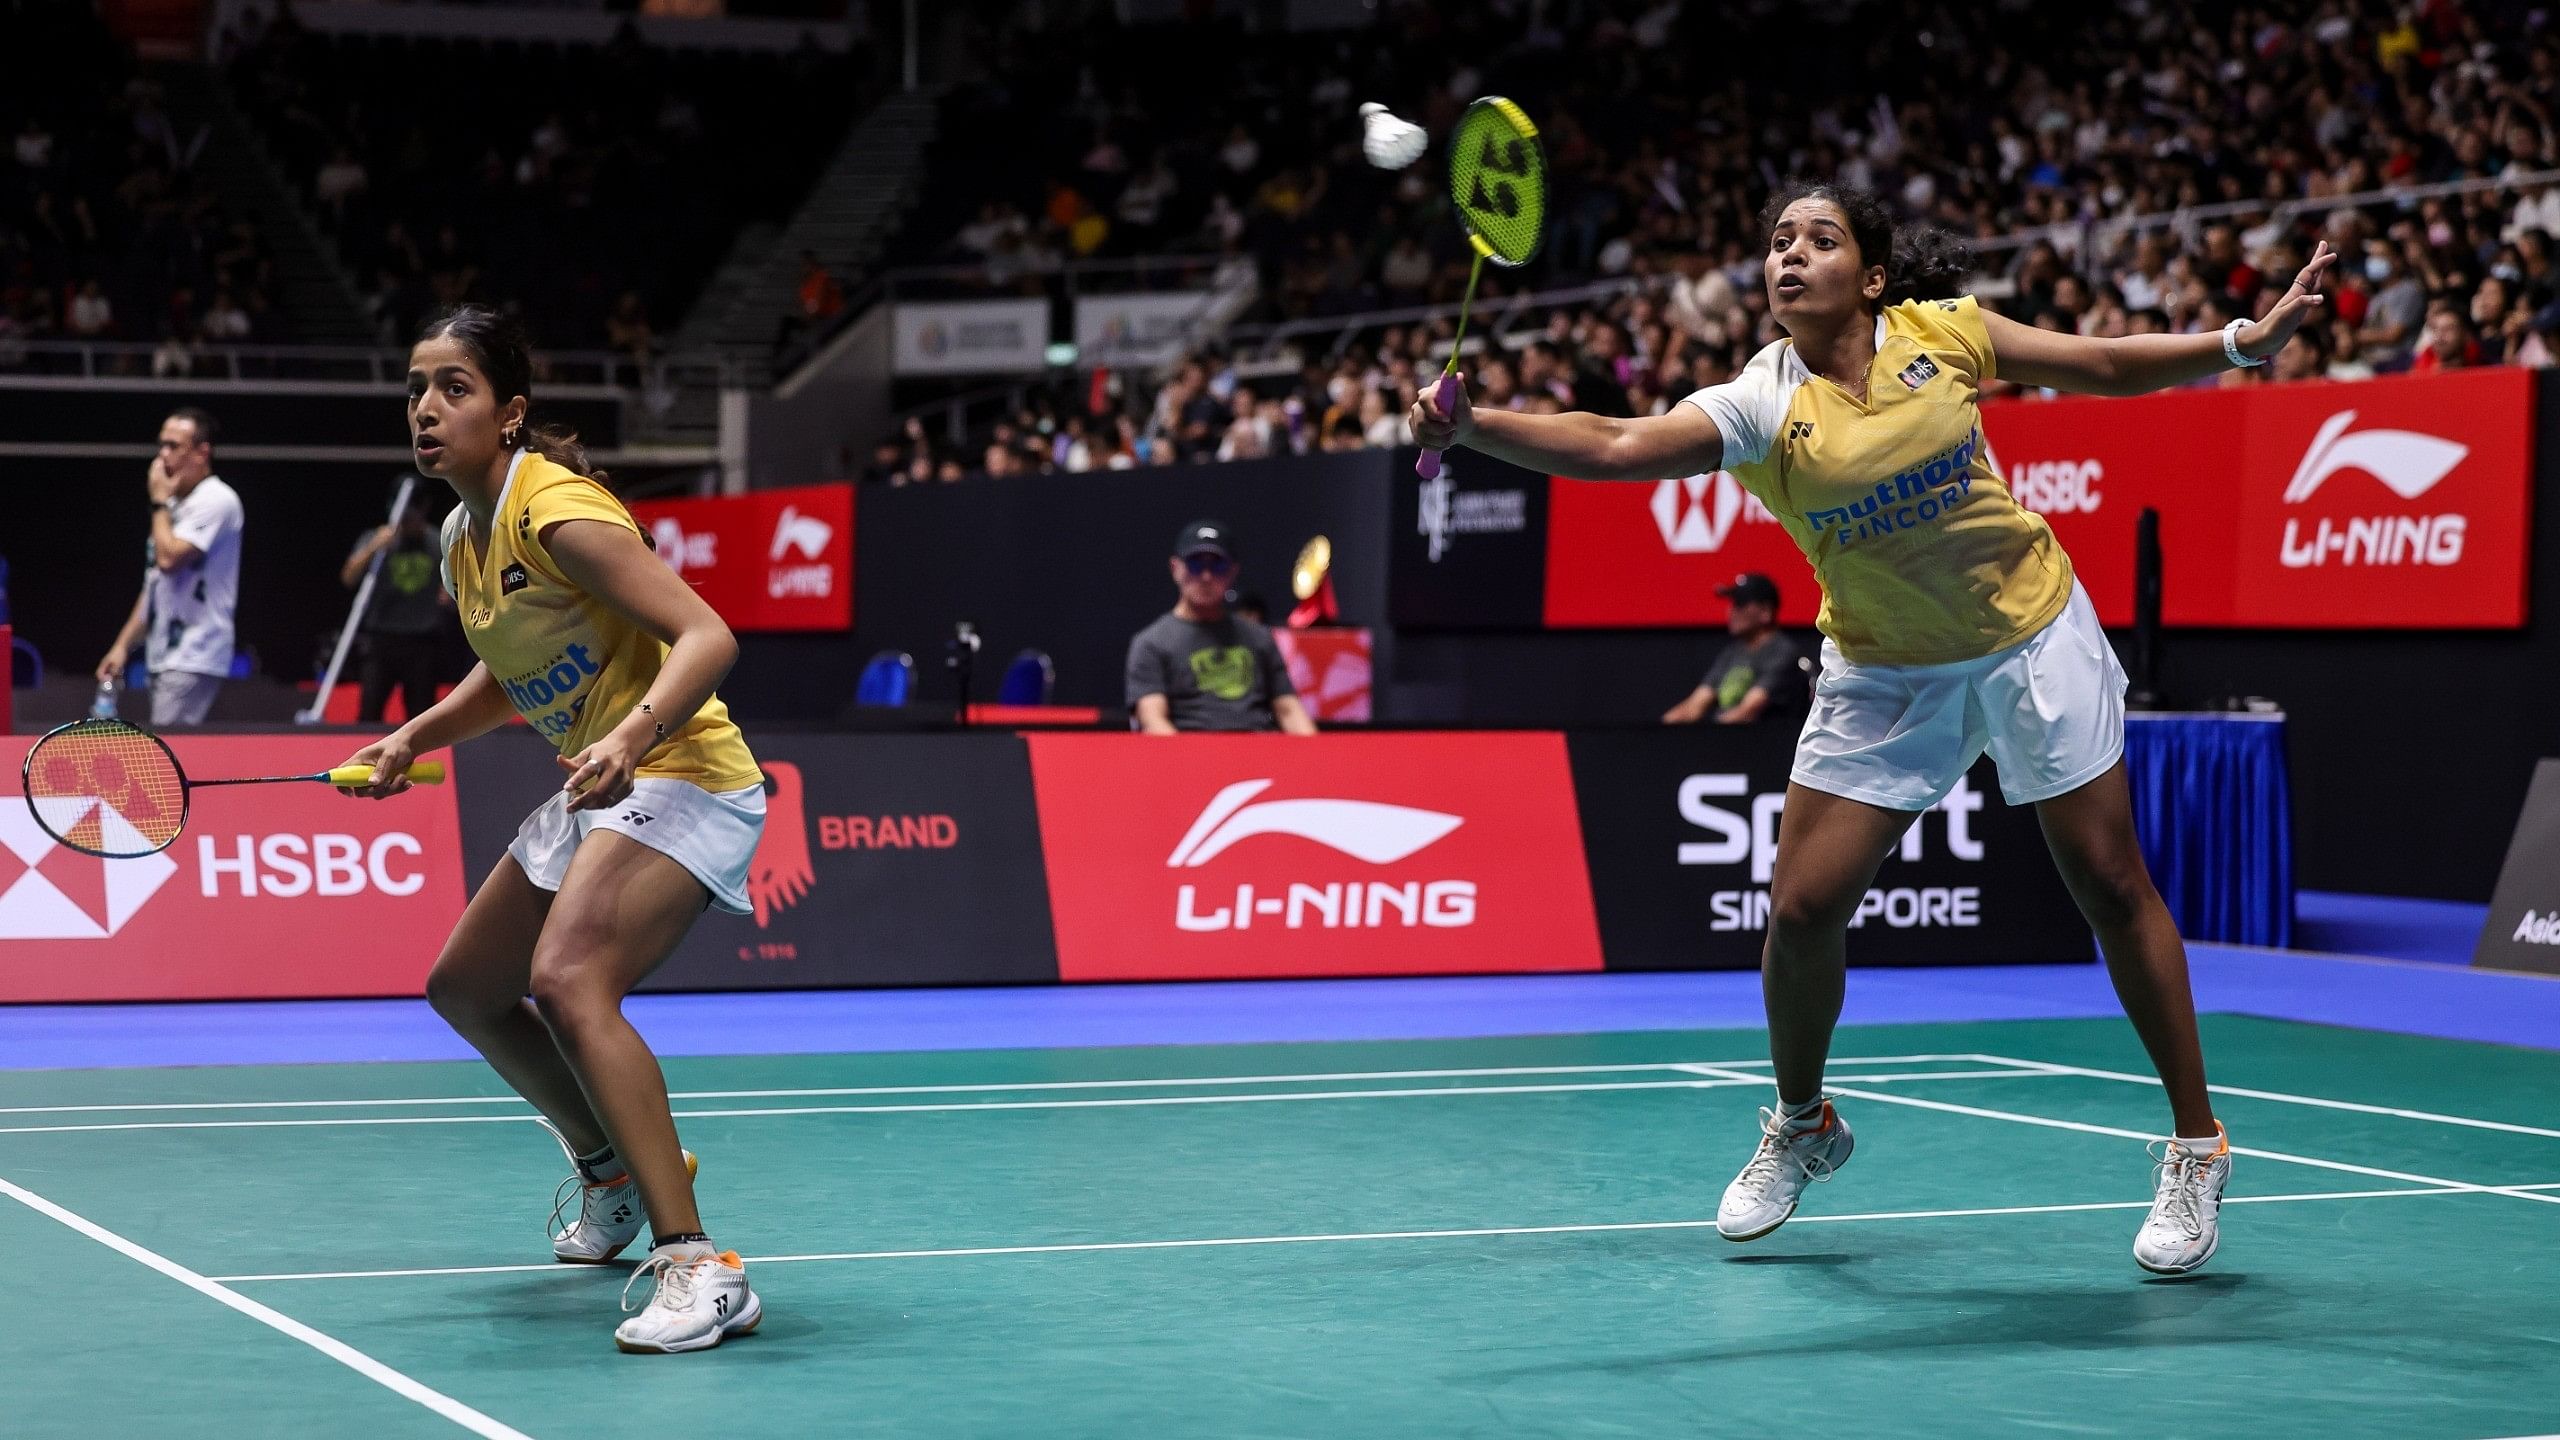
[528,833,713,1241]
[1762,785,1923,1104]
[423,856,611,1154]
[2035,760,2217,1137]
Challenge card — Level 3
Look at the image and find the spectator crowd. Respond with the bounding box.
[859,0,2560,483]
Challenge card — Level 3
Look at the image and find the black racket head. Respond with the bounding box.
[21,719,189,858]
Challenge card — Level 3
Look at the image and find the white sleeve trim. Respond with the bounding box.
[1678,341,1799,469]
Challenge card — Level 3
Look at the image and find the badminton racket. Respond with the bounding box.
[1416,96,1548,479]
[20,718,445,860]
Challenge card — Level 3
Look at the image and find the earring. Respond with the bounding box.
[503,426,520,447]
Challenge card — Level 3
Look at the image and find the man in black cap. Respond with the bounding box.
[1127,520,1316,735]
[1663,571,1806,726]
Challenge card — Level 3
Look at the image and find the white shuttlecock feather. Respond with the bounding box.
[1360,102,1427,170]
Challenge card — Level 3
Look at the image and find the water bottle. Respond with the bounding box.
[90,675,118,721]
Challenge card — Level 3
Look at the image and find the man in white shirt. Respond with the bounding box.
[96,408,244,727]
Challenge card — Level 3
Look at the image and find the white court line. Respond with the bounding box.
[0,1174,533,1439]
[1964,1053,2560,1142]
[0,1069,2051,1137]
[0,1054,2002,1118]
[205,1183,2549,1285]
[1675,1064,2560,1206]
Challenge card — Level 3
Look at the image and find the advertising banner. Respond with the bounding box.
[1073,291,1214,369]
[1389,449,1548,629]
[2475,758,2560,975]
[891,299,1051,376]
[1566,728,2084,969]
[1542,368,2533,630]
[627,482,853,632]
[1027,732,1603,982]
[0,735,469,1001]
[456,731,1061,991]
[1272,627,1373,722]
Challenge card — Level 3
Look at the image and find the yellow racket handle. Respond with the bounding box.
[326,761,447,786]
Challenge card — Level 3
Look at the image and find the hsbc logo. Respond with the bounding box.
[1650,472,1775,553]
[1166,779,1475,932]
[2278,410,2470,568]
[0,804,175,938]
[650,518,717,574]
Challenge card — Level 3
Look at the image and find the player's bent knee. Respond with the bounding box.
[1767,885,1858,939]
[423,962,512,1029]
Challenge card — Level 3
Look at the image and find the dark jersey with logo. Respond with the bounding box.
[1125,611,1295,732]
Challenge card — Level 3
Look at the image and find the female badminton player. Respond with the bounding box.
[340,304,766,1350]
[1413,182,2335,1275]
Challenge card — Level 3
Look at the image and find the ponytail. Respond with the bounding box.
[522,423,609,488]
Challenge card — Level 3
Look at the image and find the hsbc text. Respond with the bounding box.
[198,833,428,897]
[1176,881,1476,932]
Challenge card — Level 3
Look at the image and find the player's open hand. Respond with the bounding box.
[2238,241,2338,361]
[339,735,417,800]
[559,733,639,812]
[1410,373,1473,450]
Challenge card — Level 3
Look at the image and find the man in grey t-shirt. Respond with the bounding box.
[96,408,243,727]
[1127,519,1317,734]
[1663,572,1806,726]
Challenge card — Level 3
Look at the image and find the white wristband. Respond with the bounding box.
[2223,317,2266,368]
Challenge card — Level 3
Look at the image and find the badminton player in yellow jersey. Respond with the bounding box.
[339,305,765,1350]
[1416,182,2337,1275]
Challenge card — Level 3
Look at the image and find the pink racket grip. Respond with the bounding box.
[1414,374,1461,478]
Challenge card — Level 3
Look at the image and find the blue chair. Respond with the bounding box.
[855,650,916,708]
[9,635,39,688]
[997,649,1054,706]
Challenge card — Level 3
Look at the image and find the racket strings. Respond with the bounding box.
[24,720,187,856]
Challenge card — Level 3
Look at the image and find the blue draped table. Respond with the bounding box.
[2122,712,2293,949]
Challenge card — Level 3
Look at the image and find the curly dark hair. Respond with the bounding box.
[1756,181,1975,310]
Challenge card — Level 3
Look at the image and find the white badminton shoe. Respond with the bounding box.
[551,1149,700,1264]
[2134,1125,2231,1275]
[1717,1101,1855,1241]
[615,1249,762,1354]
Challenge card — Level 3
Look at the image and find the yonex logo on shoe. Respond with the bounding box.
[714,1295,730,1317]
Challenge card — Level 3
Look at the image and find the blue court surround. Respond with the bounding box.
[2,944,2554,1071]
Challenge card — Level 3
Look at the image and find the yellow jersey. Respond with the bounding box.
[441,451,761,791]
[1683,296,2072,666]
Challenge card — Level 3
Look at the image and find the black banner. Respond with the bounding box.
[2475,758,2560,974]
[1567,728,2086,969]
[455,729,1060,989]
[1389,448,1548,629]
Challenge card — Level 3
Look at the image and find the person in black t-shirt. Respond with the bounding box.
[341,492,451,723]
[1127,519,1317,735]
[1664,571,1807,726]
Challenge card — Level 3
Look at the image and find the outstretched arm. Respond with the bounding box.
[1986,242,2338,398]
[1410,376,1726,481]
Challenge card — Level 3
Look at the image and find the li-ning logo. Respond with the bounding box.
[1169,780,1473,932]
[770,506,832,562]
[2279,410,2471,569]
[1650,472,1775,554]
[0,801,177,938]
[766,505,837,599]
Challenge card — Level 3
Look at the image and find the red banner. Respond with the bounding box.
[1272,627,1374,722]
[1544,369,2533,630]
[1026,732,1603,982]
[627,482,854,632]
[0,736,468,1002]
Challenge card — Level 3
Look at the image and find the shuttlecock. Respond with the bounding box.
[1361,102,1427,170]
